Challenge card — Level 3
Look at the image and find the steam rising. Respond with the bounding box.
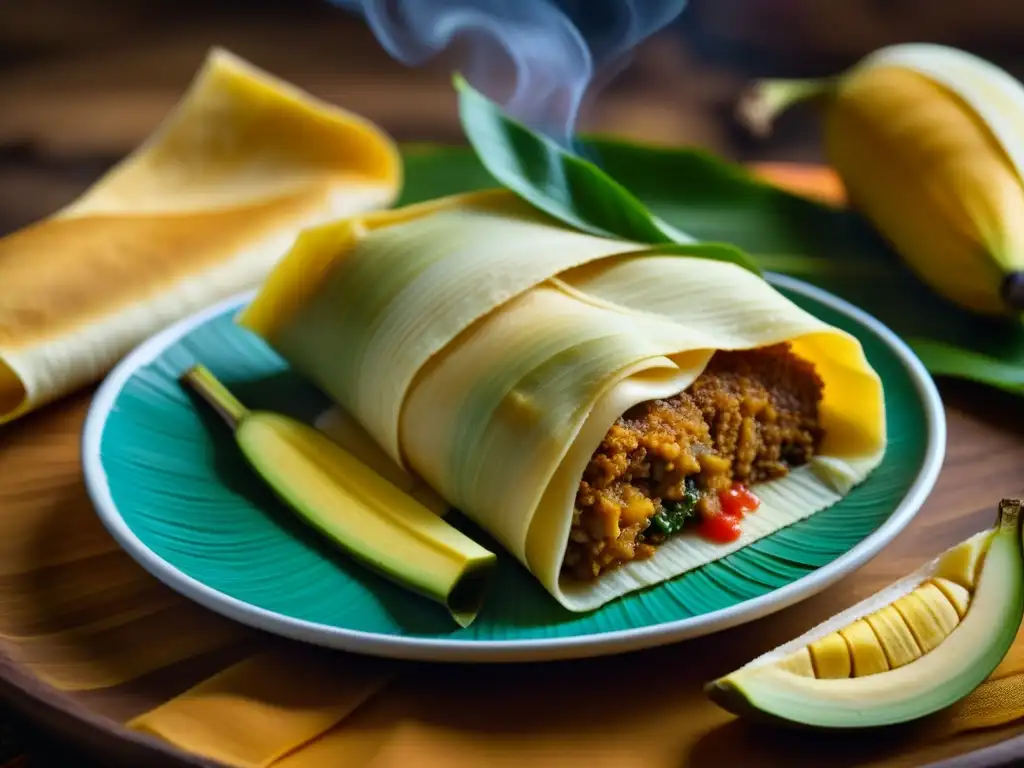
[333,0,688,146]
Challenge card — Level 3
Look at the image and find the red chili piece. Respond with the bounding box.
[719,482,761,518]
[697,513,743,543]
[697,483,761,543]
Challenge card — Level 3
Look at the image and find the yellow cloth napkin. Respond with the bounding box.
[121,622,1024,768]
[129,650,399,768]
[0,46,400,426]
[944,623,1024,733]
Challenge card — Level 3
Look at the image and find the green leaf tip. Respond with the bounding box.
[664,242,761,272]
[453,68,762,277]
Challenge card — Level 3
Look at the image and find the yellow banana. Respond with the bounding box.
[739,43,1024,319]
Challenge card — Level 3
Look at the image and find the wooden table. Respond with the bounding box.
[3,3,1024,766]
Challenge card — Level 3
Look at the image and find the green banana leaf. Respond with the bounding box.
[391,85,1024,398]
[453,76,756,275]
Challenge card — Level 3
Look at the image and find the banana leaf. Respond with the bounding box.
[452,75,757,275]
[391,82,1024,397]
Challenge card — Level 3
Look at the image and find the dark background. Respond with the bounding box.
[4,0,1024,239]
[2,0,1024,765]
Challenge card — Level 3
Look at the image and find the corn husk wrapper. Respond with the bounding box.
[0,47,401,425]
[239,190,887,612]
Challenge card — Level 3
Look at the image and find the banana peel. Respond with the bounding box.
[739,43,1024,321]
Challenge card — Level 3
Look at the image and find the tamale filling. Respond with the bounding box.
[564,343,825,581]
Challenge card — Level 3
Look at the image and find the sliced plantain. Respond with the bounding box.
[891,592,948,654]
[839,619,889,677]
[180,364,496,627]
[933,530,993,589]
[930,577,971,619]
[866,604,924,667]
[913,582,961,636]
[808,633,852,679]
[705,499,1024,729]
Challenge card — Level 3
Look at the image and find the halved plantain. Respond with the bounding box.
[705,499,1024,729]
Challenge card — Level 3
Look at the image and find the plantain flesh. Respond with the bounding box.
[705,500,1024,728]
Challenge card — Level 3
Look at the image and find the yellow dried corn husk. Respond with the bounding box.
[740,43,1024,319]
[0,47,400,425]
[237,190,886,612]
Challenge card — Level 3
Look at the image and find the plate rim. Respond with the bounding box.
[81,274,947,663]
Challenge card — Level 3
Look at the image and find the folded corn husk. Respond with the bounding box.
[0,48,400,425]
[239,190,887,612]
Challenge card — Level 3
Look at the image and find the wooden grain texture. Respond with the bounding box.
[3,2,1024,766]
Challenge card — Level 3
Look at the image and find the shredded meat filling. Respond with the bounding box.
[564,343,825,582]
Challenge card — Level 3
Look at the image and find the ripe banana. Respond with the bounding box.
[739,43,1024,319]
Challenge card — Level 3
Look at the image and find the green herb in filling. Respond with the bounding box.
[645,476,702,537]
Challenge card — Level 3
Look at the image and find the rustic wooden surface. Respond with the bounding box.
[3,1,1024,766]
